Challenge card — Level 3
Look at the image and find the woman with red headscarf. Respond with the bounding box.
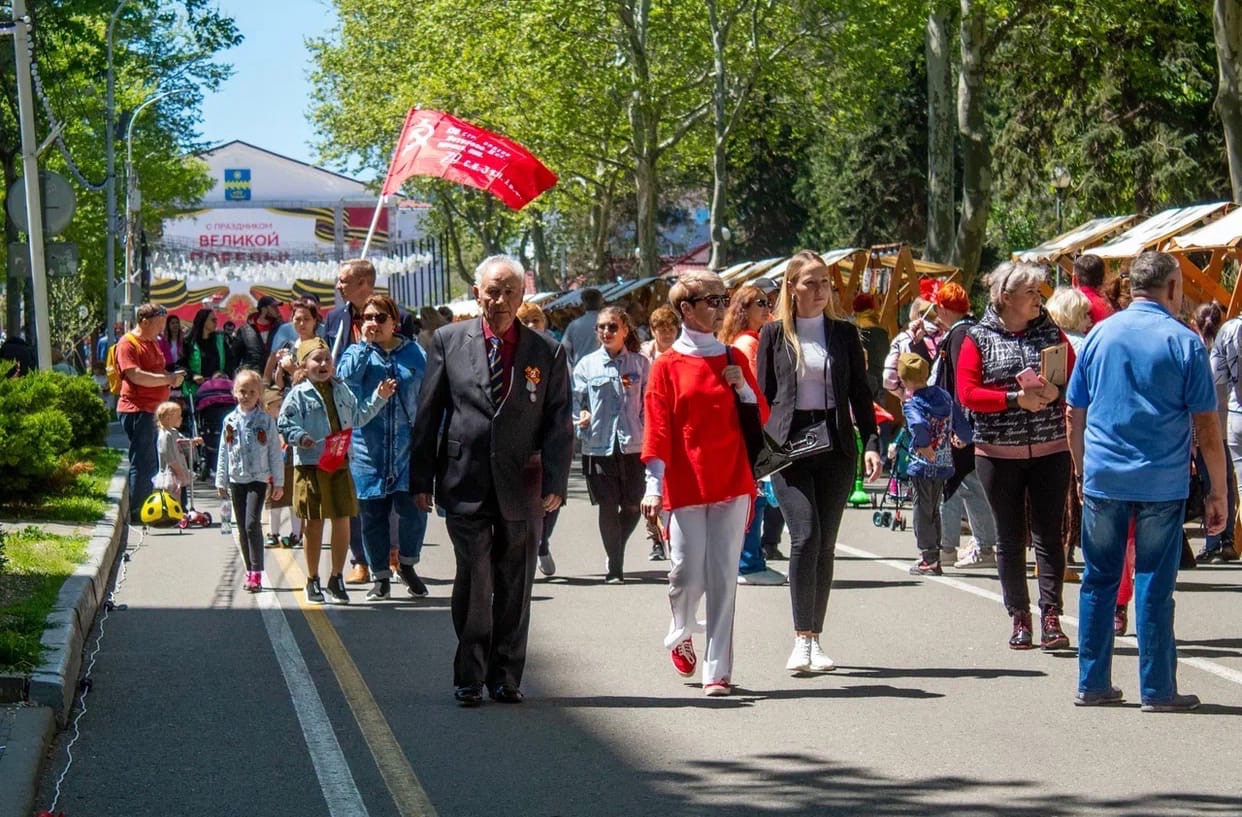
[930,281,999,570]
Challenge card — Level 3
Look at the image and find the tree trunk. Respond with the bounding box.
[1215,0,1242,202]
[951,0,991,286]
[589,168,616,279]
[529,212,554,290]
[707,0,729,271]
[440,195,471,288]
[925,3,956,263]
[2,154,21,334]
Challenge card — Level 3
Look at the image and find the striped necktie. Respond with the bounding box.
[487,337,505,405]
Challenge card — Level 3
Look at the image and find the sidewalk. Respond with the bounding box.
[0,422,130,817]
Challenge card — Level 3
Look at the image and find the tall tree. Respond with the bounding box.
[1215,0,1242,201]
[0,0,239,333]
[925,1,956,263]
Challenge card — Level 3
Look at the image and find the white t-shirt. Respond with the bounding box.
[795,316,836,411]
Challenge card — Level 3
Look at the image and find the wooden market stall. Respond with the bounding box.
[1012,215,1141,285]
[1088,202,1232,270]
[838,244,961,339]
[1166,207,1242,317]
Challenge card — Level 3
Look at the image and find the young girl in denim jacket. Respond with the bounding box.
[277,338,394,605]
[215,370,284,592]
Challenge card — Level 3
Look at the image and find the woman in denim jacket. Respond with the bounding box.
[337,294,430,600]
[278,338,392,604]
[572,306,650,583]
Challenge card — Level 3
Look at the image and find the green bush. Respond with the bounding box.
[47,373,108,448]
[0,373,91,498]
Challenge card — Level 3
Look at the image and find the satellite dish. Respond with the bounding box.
[6,170,76,237]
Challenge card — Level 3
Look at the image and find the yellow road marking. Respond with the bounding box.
[271,548,439,817]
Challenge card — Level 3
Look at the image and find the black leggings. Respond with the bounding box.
[975,451,1072,615]
[584,452,645,580]
[771,448,854,633]
[231,481,269,572]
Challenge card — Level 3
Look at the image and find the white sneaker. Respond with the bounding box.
[538,552,556,577]
[954,542,998,569]
[809,637,836,672]
[785,635,813,672]
[737,567,786,586]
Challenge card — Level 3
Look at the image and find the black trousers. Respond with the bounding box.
[975,451,1072,615]
[445,511,540,689]
[771,447,855,633]
[230,480,269,572]
[584,452,645,580]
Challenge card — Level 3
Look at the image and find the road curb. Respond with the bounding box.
[27,457,130,724]
[0,705,56,817]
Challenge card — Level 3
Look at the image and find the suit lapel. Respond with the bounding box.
[464,318,493,408]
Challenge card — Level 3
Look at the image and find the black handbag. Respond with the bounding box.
[1185,448,1208,523]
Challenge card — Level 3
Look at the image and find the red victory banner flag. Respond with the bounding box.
[381,109,557,210]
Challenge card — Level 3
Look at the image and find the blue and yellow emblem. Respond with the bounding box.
[224,168,251,201]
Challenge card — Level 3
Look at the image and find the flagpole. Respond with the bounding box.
[362,107,419,260]
[359,194,385,260]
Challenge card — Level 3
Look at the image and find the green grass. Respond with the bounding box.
[2,447,123,522]
[0,526,89,671]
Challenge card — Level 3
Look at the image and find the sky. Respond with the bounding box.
[198,0,332,168]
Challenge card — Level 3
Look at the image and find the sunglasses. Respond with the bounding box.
[751,299,770,309]
[362,312,392,324]
[688,294,730,309]
[595,322,621,334]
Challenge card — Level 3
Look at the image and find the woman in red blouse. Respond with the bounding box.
[641,271,768,697]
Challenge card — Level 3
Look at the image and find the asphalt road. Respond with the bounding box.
[34,469,1242,817]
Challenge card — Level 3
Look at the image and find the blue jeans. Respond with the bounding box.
[1079,495,1185,704]
[121,411,158,522]
[358,491,428,580]
[738,493,768,575]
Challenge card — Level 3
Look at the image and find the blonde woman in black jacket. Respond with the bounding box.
[756,251,884,674]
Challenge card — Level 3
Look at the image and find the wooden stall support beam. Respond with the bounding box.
[1176,252,1231,311]
[839,250,868,311]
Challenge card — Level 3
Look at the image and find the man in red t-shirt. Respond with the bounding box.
[117,303,186,523]
[1074,253,1114,328]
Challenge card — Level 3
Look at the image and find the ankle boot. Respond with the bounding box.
[1041,609,1070,650]
[1009,611,1034,650]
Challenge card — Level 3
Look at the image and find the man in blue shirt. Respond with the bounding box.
[1066,251,1226,713]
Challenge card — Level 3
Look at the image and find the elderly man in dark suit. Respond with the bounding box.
[411,254,573,707]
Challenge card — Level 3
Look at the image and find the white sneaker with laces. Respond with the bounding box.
[737,567,786,585]
[538,552,556,577]
[809,637,836,672]
[786,635,813,672]
[954,542,983,569]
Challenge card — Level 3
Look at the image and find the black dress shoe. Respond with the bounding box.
[454,685,483,707]
[489,684,524,704]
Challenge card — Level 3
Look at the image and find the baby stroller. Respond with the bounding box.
[188,374,236,482]
[873,427,912,531]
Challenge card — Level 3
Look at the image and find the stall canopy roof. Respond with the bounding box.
[1090,202,1231,259]
[720,257,784,286]
[1166,207,1242,252]
[1013,215,1139,264]
[541,279,642,312]
[722,249,861,289]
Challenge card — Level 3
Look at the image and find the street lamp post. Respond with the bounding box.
[105,0,132,340]
[123,89,183,317]
[1051,166,1071,286]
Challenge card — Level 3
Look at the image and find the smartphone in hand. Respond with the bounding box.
[1015,366,1042,390]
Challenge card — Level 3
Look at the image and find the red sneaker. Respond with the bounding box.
[671,638,697,677]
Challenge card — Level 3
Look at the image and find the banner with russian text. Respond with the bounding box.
[381,109,557,210]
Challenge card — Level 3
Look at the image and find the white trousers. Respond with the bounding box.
[663,494,751,684]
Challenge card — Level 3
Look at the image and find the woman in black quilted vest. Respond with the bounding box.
[956,262,1076,651]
